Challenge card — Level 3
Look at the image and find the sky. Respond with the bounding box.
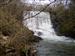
[21,0,55,5]
[21,0,71,6]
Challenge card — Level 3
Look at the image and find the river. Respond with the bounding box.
[36,40,75,56]
[23,11,75,56]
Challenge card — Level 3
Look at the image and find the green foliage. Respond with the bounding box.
[51,3,75,38]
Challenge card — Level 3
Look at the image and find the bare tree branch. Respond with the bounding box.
[8,0,56,27]
[24,0,56,20]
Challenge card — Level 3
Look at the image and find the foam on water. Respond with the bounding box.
[23,11,75,42]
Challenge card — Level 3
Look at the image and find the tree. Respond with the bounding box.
[50,0,75,38]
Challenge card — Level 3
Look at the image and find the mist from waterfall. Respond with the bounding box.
[23,11,75,42]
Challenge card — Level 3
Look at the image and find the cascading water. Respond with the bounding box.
[23,11,75,56]
[22,1,75,56]
[23,11,75,42]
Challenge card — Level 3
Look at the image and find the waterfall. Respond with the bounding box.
[23,11,75,42]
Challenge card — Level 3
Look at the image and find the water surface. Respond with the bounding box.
[36,40,75,56]
[23,11,75,56]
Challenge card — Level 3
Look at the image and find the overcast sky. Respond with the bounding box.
[21,0,70,6]
[21,0,55,5]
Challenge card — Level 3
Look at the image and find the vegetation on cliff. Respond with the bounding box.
[50,0,75,38]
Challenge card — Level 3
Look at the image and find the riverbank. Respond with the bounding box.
[0,1,42,55]
[0,35,42,56]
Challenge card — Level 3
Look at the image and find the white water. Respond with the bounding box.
[23,11,75,42]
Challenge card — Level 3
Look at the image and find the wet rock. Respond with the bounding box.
[28,47,37,56]
[37,32,43,36]
[33,36,42,42]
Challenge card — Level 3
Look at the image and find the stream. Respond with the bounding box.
[36,40,75,56]
[23,11,75,56]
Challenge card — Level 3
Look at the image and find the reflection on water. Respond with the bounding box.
[36,40,75,56]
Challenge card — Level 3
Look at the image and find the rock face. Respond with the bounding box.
[33,35,42,42]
